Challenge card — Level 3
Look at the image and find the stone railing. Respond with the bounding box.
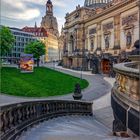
[111,61,140,136]
[0,100,92,140]
[113,62,140,101]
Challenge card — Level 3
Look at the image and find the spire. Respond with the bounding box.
[34,22,37,28]
[46,0,53,15]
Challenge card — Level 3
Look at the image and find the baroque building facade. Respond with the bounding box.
[62,0,139,74]
[23,0,59,62]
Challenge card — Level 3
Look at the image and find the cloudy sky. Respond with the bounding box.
[1,0,84,32]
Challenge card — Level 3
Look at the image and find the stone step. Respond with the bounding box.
[19,116,134,140]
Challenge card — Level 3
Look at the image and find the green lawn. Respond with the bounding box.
[1,67,89,97]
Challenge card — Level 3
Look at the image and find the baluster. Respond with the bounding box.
[3,111,8,132]
[52,103,54,112]
[30,105,33,118]
[0,112,4,133]
[116,74,119,87]
[17,108,22,123]
[53,103,56,112]
[130,79,139,100]
[29,105,33,118]
[121,75,126,93]
[118,75,123,92]
[44,104,47,114]
[21,107,26,121]
[125,76,130,95]
[8,109,14,128]
[33,105,36,116]
[46,104,49,114]
[26,106,29,119]
[13,109,18,126]
[43,104,46,113]
[48,104,51,113]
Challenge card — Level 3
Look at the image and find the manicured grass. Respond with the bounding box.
[1,67,89,97]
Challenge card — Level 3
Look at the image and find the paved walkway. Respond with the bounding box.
[19,115,134,140]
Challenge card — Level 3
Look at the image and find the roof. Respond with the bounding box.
[22,27,48,37]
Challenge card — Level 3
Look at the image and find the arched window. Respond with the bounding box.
[126,32,132,47]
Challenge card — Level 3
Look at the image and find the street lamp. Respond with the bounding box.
[53,60,55,69]
[80,65,83,80]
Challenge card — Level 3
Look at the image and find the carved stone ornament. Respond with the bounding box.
[89,28,96,35]
[122,13,138,26]
[103,22,113,32]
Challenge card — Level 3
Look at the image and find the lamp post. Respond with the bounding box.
[53,60,55,69]
[80,65,83,80]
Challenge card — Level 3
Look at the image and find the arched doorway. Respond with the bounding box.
[101,59,110,74]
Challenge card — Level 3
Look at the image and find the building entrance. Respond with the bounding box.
[101,59,110,74]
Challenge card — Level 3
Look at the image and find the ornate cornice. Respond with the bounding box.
[86,0,137,23]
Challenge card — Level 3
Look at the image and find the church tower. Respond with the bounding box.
[41,0,59,37]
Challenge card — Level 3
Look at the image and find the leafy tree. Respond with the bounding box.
[0,26,15,56]
[25,40,46,67]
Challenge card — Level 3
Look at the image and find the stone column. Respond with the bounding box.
[114,14,120,49]
[97,22,101,49]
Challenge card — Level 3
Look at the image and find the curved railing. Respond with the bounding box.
[111,61,140,136]
[0,100,92,140]
[113,62,139,101]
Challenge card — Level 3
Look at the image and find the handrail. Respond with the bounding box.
[0,100,92,140]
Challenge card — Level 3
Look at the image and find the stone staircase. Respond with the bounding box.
[19,115,133,140]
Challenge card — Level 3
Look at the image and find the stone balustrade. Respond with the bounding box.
[111,61,140,136]
[113,62,140,101]
[0,100,92,140]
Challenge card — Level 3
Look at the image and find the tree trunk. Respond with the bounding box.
[37,58,40,67]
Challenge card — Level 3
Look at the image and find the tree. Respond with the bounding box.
[0,26,15,56]
[25,40,46,67]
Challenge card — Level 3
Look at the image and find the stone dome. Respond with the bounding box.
[84,0,112,8]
